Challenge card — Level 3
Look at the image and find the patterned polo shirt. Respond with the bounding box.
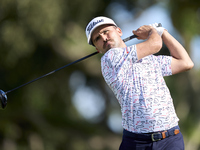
[101,45,179,133]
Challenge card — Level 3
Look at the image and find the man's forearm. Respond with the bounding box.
[135,27,162,60]
[162,30,194,74]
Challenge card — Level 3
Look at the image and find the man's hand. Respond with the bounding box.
[149,23,165,37]
[134,25,162,60]
[132,25,156,40]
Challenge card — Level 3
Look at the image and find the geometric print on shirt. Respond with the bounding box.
[101,45,179,133]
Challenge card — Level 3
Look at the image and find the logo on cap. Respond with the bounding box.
[87,19,104,34]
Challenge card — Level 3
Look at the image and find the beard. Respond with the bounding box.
[103,39,115,51]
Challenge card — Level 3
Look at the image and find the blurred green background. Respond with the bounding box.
[0,0,200,149]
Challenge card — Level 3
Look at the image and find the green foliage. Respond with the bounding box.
[0,0,199,149]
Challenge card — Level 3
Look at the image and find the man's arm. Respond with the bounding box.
[133,25,162,60]
[162,30,194,74]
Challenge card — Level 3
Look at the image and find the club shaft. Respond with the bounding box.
[5,51,99,94]
[5,22,162,94]
[122,35,137,42]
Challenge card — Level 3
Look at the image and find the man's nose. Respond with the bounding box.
[100,34,107,42]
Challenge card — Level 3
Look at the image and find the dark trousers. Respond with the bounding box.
[119,130,185,150]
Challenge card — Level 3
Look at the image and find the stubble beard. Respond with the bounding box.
[103,39,116,51]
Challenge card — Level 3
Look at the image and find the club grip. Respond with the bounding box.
[123,23,162,42]
[157,23,162,27]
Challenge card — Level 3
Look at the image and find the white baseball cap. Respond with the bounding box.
[85,16,117,45]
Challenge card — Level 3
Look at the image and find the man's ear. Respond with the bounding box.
[116,27,123,36]
[96,48,102,53]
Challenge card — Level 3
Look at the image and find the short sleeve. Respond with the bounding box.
[156,55,172,76]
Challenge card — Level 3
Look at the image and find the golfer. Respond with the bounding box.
[85,16,194,150]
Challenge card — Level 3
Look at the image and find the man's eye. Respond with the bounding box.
[103,30,108,34]
[95,36,100,42]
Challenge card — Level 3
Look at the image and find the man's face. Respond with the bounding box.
[91,25,124,53]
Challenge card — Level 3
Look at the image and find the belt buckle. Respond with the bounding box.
[151,132,161,141]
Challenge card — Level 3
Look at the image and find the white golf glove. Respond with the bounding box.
[149,23,165,37]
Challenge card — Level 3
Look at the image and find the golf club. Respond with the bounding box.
[0,23,162,109]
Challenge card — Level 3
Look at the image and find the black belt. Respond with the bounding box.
[123,126,180,141]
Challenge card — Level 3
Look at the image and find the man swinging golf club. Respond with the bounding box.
[85,16,194,150]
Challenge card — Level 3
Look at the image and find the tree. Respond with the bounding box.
[0,0,199,149]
